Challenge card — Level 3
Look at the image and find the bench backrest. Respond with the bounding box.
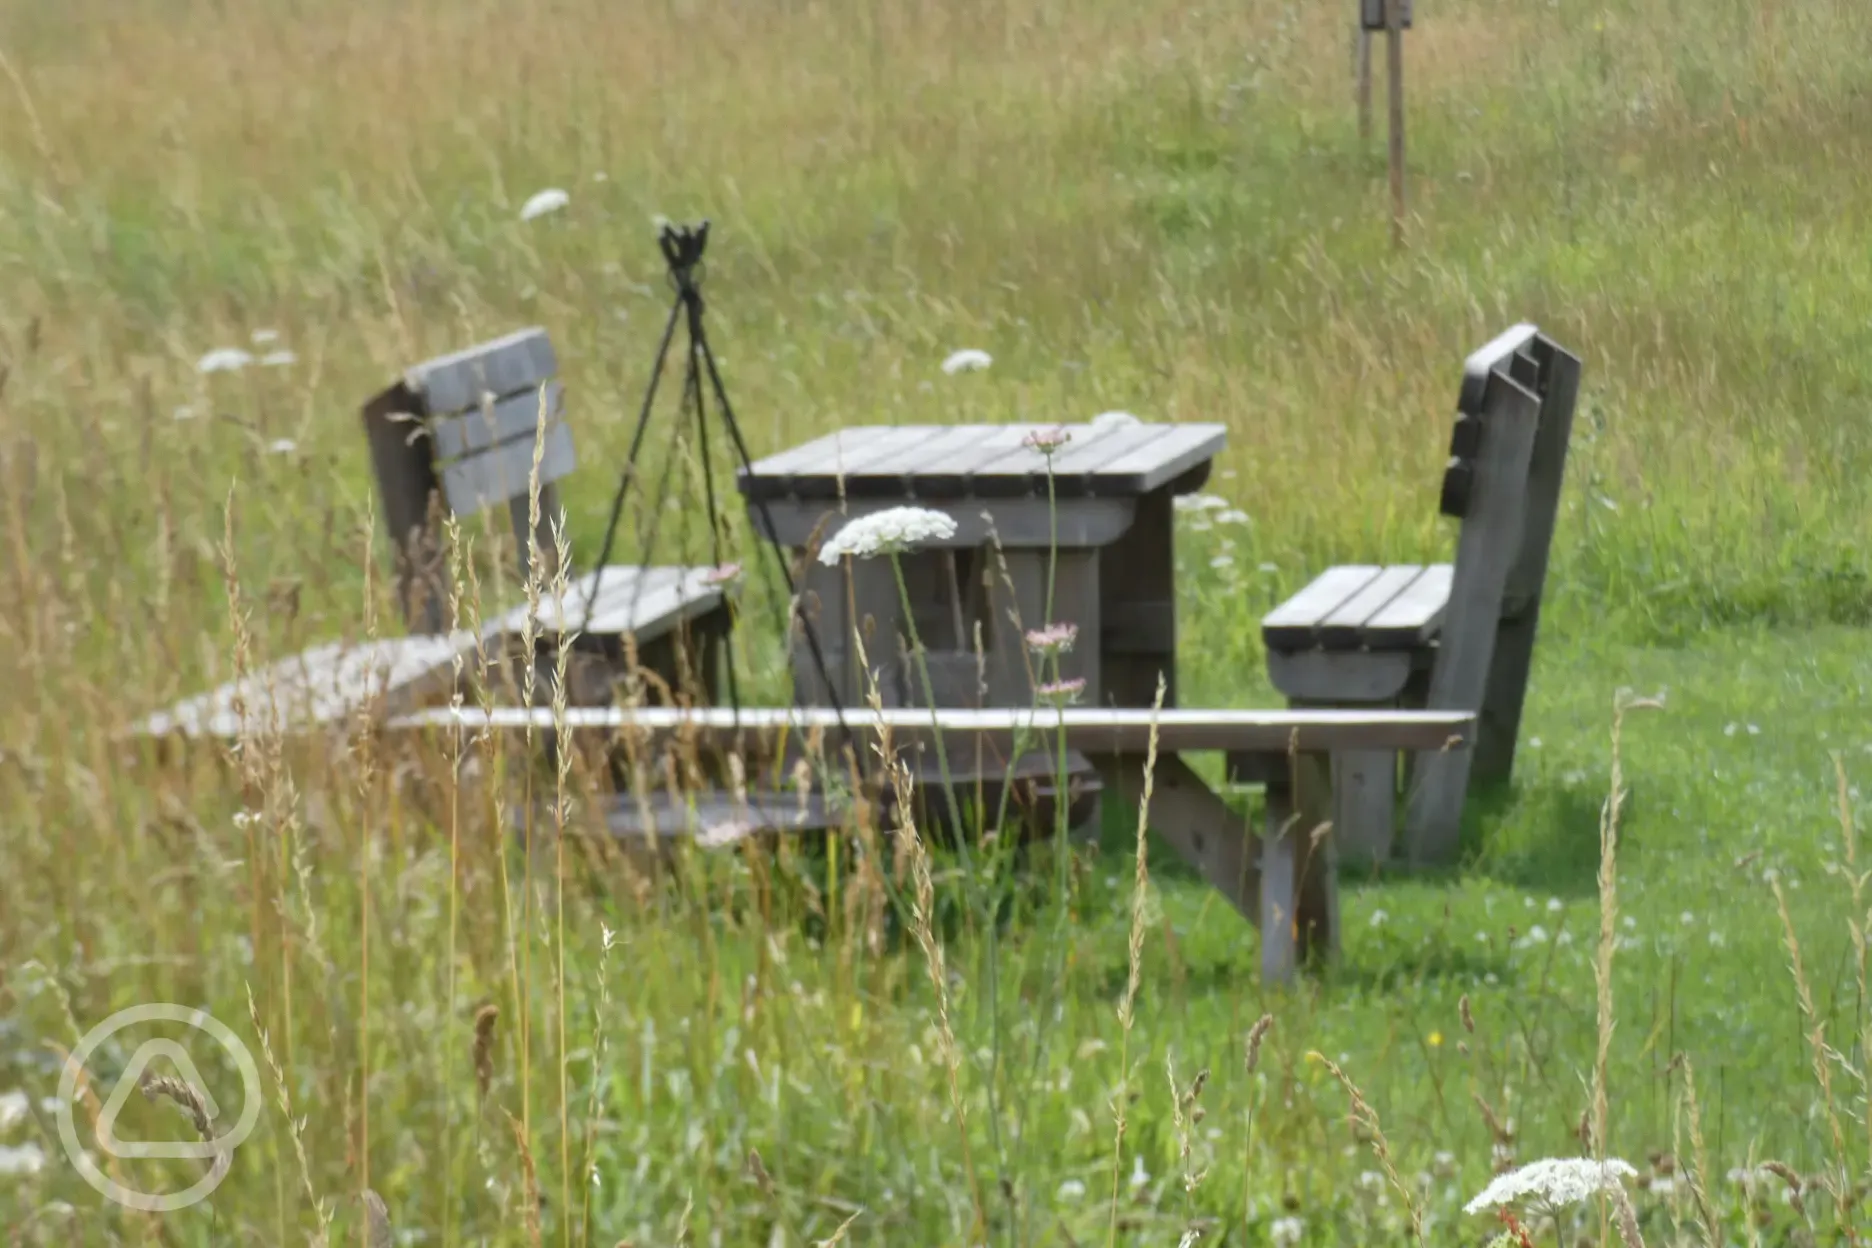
[1439,323,1582,621]
[1404,323,1582,859]
[362,327,577,634]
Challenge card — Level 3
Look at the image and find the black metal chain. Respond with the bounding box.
[582,221,854,758]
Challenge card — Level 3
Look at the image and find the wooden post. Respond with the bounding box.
[1386,0,1406,248]
[1357,27,1373,144]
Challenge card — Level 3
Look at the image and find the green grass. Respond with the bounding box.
[3,0,1872,1242]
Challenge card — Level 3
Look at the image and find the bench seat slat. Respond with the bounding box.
[135,634,477,739]
[1361,563,1453,649]
[1261,565,1384,650]
[1317,564,1426,649]
[392,703,1475,755]
[482,566,724,641]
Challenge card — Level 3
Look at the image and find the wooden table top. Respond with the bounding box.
[736,421,1228,502]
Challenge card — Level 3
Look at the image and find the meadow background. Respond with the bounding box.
[2,0,1871,1243]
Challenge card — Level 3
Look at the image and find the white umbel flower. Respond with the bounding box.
[818,506,957,564]
[1464,1157,1637,1216]
[941,348,992,375]
[197,347,254,374]
[520,188,570,221]
[1270,1215,1305,1247]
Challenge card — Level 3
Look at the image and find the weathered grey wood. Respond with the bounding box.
[956,422,1155,497]
[1259,779,1299,982]
[440,419,576,516]
[1261,565,1383,650]
[1029,423,1167,486]
[1402,368,1545,863]
[361,383,449,634]
[1098,486,1180,708]
[1260,750,1339,982]
[979,549,1100,708]
[1360,563,1452,649]
[738,426,932,497]
[1473,337,1582,786]
[406,327,559,418]
[740,422,1227,501]
[432,383,566,460]
[597,787,852,845]
[1457,323,1541,416]
[1266,648,1416,702]
[506,483,566,587]
[1293,751,1339,963]
[1102,754,1258,923]
[1318,564,1425,649]
[751,496,1139,551]
[392,702,1477,756]
[482,565,726,643]
[781,426,959,498]
[1080,424,1229,497]
[1333,748,1396,869]
[890,424,1049,496]
[1100,600,1177,657]
[136,633,480,739]
[839,427,1009,498]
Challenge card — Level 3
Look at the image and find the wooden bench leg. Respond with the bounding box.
[1333,748,1397,870]
[1261,751,1339,983]
[1099,754,1257,923]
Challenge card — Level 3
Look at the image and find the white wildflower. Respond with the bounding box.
[1172,493,1230,513]
[1056,1178,1086,1202]
[1129,1154,1150,1189]
[259,350,297,367]
[197,347,253,374]
[1217,508,1250,524]
[818,506,957,564]
[1547,898,1563,913]
[1649,1175,1677,1198]
[0,1090,28,1131]
[172,405,196,421]
[1090,410,1140,431]
[1464,1157,1638,1216]
[940,348,992,374]
[1433,1151,1457,1178]
[0,1142,45,1176]
[520,188,570,221]
[1369,909,1389,928]
[268,438,298,455]
[1270,1215,1305,1247]
[250,328,280,345]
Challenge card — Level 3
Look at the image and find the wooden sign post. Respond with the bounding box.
[1360,0,1411,248]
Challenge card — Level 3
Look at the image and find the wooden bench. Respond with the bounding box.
[389,702,1477,983]
[1261,323,1583,867]
[132,328,732,741]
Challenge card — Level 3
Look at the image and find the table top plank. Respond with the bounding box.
[1080,423,1229,496]
[739,422,1228,501]
[738,427,912,495]
[837,426,1005,498]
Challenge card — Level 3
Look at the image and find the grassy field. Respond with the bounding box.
[3,0,1872,1243]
